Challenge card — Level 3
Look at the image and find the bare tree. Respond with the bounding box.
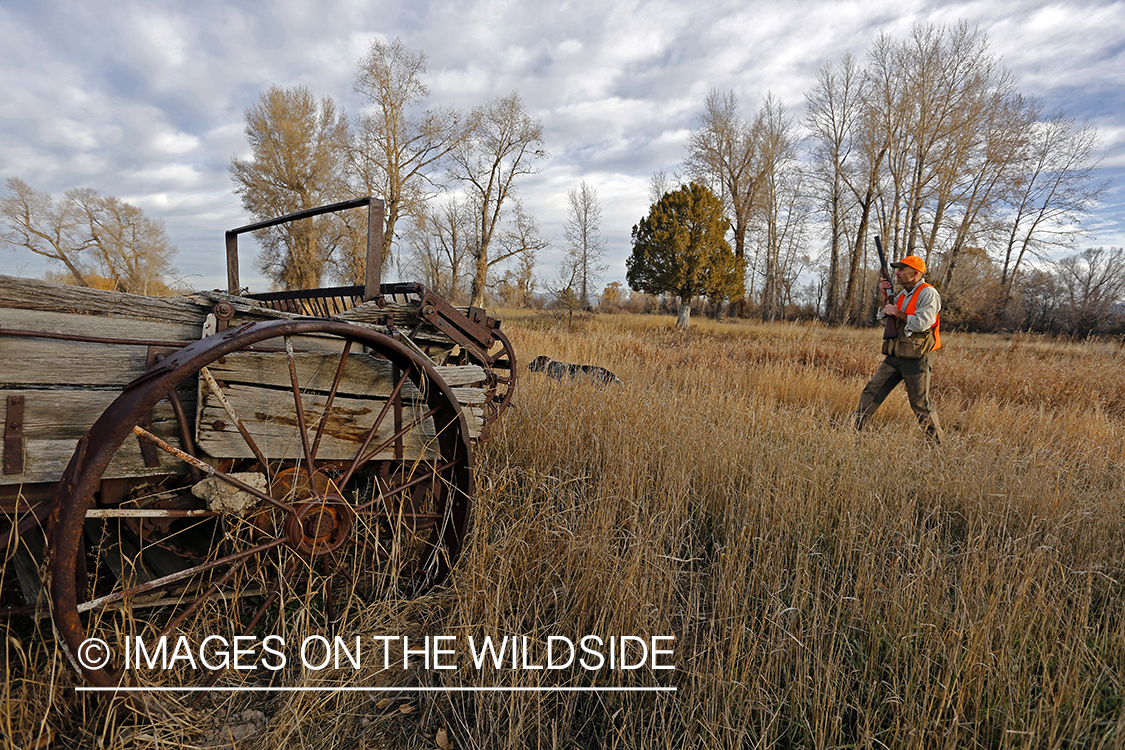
[1055,247,1125,335]
[800,21,1106,328]
[755,94,803,321]
[486,201,550,303]
[871,22,1015,271]
[229,85,350,290]
[72,190,179,295]
[2,177,92,284]
[999,110,1107,306]
[805,55,865,323]
[686,90,762,263]
[1,178,178,294]
[649,170,675,204]
[563,181,607,307]
[403,197,475,301]
[449,92,548,307]
[351,38,468,273]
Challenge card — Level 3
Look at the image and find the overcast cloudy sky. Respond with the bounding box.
[1,0,1122,292]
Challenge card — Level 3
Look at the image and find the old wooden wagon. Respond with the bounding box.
[1,197,515,696]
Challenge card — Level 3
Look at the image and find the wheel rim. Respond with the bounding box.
[49,319,472,696]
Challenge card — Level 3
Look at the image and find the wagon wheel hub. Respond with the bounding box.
[285,494,354,557]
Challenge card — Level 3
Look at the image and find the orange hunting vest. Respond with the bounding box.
[897,283,941,351]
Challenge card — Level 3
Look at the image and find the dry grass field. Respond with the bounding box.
[4,312,1124,749]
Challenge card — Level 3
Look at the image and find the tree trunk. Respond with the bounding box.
[677,297,691,328]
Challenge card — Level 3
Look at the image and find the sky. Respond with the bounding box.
[1,0,1123,293]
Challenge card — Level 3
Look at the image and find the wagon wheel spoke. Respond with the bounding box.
[76,536,286,613]
[310,340,353,461]
[285,336,317,473]
[337,367,412,488]
[200,366,271,481]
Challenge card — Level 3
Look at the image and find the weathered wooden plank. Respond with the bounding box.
[0,388,193,442]
[0,338,152,387]
[0,388,190,484]
[0,274,207,324]
[436,366,488,388]
[196,384,440,461]
[3,429,186,485]
[1,307,201,343]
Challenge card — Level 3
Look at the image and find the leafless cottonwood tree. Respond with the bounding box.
[351,38,468,278]
[1,178,178,294]
[562,181,607,307]
[229,85,350,290]
[448,92,547,307]
[805,55,865,323]
[800,21,1106,328]
[998,110,1107,306]
[755,94,807,321]
[402,197,475,301]
[686,90,762,264]
[1054,246,1125,335]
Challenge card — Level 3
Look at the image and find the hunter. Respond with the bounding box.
[854,255,945,444]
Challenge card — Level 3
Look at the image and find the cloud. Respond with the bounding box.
[1,0,1122,286]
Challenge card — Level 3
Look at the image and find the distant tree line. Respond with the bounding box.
[642,21,1115,334]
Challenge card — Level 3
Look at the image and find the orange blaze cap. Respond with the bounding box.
[891,255,926,274]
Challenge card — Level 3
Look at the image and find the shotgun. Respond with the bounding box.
[875,236,897,340]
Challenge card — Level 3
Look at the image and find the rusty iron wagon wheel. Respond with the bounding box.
[49,319,472,703]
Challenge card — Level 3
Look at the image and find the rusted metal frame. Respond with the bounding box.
[284,337,317,472]
[417,288,500,360]
[0,328,191,349]
[336,368,412,489]
[139,348,178,469]
[165,384,202,484]
[76,536,286,613]
[4,395,24,475]
[393,364,404,460]
[310,340,353,460]
[225,197,384,297]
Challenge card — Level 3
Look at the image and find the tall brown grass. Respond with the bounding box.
[4,313,1123,748]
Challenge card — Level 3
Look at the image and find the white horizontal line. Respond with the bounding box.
[77,686,676,693]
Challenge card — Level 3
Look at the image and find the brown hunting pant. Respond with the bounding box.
[854,352,944,444]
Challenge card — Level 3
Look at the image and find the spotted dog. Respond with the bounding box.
[527,355,623,386]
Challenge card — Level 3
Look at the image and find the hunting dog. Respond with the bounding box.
[528,355,623,386]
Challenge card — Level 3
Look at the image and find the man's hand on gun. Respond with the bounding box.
[879,279,907,322]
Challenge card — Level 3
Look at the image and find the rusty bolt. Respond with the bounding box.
[213,301,235,320]
[212,420,227,431]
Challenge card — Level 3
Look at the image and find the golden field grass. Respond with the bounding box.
[4,312,1124,749]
